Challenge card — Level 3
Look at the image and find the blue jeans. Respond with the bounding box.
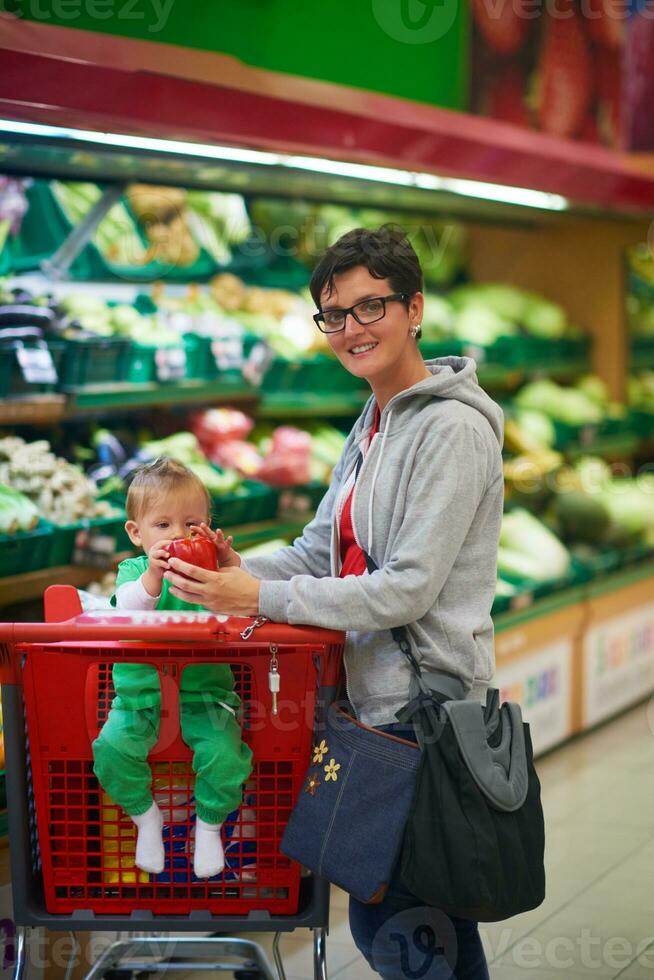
[348,723,489,980]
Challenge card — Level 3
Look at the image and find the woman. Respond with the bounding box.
[165,225,504,979]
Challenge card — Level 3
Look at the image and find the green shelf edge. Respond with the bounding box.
[230,517,308,550]
[256,392,369,418]
[563,433,642,459]
[68,380,259,412]
[494,558,654,631]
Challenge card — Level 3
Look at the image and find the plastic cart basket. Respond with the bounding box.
[0,585,344,980]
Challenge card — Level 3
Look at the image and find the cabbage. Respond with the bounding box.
[453,304,516,346]
[514,410,556,448]
[499,509,571,580]
[523,295,567,339]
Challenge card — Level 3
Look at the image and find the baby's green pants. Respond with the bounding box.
[92,663,253,824]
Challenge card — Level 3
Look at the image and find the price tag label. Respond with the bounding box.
[580,424,598,447]
[155,346,186,382]
[16,344,58,384]
[73,529,117,569]
[211,337,244,371]
[243,341,274,387]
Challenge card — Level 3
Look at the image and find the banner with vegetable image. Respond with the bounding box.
[470,0,653,150]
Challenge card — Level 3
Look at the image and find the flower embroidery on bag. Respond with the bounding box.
[324,759,341,782]
[312,740,328,764]
[305,772,321,795]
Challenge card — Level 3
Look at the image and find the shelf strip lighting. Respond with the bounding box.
[0,118,569,212]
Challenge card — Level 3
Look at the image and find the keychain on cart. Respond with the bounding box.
[269,644,280,716]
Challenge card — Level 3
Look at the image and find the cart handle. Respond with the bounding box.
[0,611,240,644]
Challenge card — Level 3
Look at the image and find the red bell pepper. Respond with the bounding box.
[166,537,217,575]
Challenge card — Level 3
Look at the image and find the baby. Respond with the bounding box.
[92,456,252,878]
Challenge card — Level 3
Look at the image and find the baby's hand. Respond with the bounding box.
[190,523,240,568]
[147,539,172,577]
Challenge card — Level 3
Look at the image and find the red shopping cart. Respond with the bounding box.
[0,585,344,980]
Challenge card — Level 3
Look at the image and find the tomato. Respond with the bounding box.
[166,537,217,574]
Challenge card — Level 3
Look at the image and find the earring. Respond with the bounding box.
[410,327,419,337]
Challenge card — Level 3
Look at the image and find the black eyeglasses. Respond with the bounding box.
[313,293,409,334]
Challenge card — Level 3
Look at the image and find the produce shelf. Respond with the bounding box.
[494,558,654,632]
[524,358,592,383]
[564,433,643,460]
[66,380,260,416]
[257,391,369,418]
[231,516,310,550]
[0,551,132,608]
[0,517,311,606]
[0,394,66,426]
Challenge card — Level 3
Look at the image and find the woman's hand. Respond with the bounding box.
[164,557,260,615]
[189,522,240,568]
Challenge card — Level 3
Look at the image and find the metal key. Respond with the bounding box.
[269,644,280,715]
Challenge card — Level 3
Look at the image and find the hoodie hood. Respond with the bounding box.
[354,356,504,449]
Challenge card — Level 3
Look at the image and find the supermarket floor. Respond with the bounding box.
[211,699,654,980]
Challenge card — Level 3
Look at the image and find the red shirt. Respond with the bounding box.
[339,404,380,578]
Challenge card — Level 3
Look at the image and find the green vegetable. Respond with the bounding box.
[453,304,516,346]
[515,380,603,425]
[514,410,556,448]
[499,509,571,581]
[523,294,567,339]
[0,484,39,533]
[553,490,612,544]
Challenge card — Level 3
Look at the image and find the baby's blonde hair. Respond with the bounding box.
[126,456,211,522]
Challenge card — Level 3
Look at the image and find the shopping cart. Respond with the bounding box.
[0,585,345,980]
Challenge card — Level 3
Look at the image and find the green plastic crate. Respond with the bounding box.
[0,339,65,398]
[260,354,367,396]
[0,520,54,577]
[631,409,654,437]
[55,336,132,390]
[552,414,632,450]
[126,335,205,384]
[198,333,262,384]
[569,546,623,581]
[105,481,278,530]
[211,480,279,527]
[49,513,129,567]
[11,180,281,284]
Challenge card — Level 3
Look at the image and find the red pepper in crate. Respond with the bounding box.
[166,537,217,575]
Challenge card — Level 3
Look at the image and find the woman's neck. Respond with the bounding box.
[371,358,431,414]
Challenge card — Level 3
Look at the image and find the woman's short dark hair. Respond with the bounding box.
[309,224,424,338]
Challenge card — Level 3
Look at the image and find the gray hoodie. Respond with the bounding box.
[241,356,504,727]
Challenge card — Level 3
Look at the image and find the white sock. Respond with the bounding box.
[131,802,164,875]
[194,817,224,879]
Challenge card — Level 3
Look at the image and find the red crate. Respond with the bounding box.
[9,587,344,916]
